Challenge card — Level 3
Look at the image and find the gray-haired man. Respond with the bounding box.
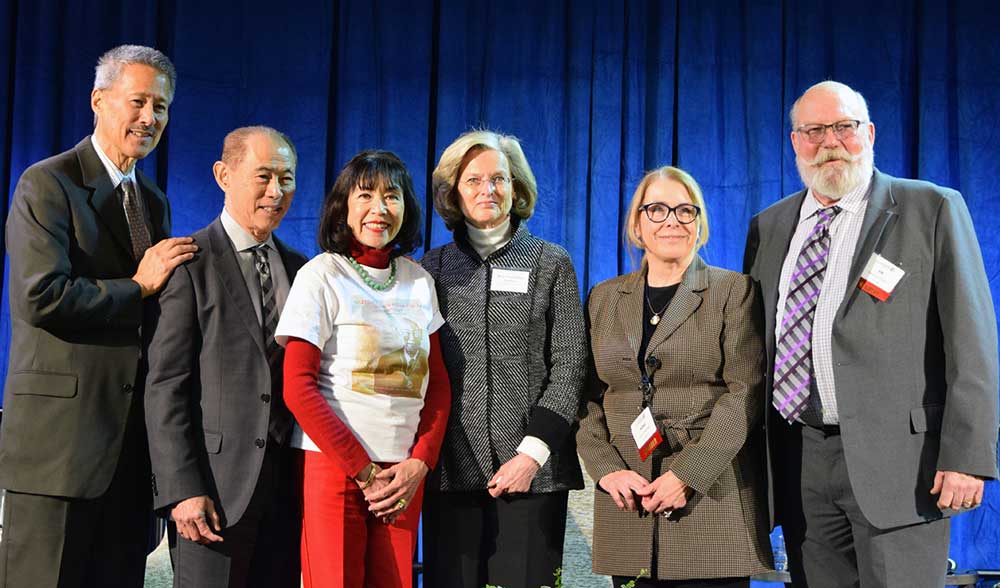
[0,44,196,588]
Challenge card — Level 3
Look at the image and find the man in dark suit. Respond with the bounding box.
[0,45,197,588]
[744,80,998,588]
[145,126,307,588]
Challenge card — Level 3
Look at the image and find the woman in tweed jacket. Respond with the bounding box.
[577,166,771,587]
[420,130,587,588]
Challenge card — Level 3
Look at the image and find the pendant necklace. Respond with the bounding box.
[346,256,398,291]
[645,293,670,326]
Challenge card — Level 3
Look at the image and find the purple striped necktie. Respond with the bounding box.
[773,205,842,423]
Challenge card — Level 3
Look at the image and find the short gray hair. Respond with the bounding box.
[789,80,870,128]
[94,45,177,102]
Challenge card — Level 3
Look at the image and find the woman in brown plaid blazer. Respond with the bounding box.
[577,166,772,587]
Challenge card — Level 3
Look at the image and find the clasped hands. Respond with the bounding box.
[358,459,429,525]
[598,469,692,517]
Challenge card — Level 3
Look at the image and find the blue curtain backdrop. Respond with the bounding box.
[1,0,998,573]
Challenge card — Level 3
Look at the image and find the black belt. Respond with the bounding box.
[803,423,841,437]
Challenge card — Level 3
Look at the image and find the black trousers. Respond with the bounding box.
[168,443,301,588]
[422,490,568,588]
[780,424,950,588]
[0,396,152,588]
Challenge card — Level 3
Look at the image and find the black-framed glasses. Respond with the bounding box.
[639,202,700,224]
[462,175,512,192]
[794,119,866,144]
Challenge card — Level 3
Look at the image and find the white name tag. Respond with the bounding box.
[490,268,530,293]
[858,253,906,302]
[630,407,662,461]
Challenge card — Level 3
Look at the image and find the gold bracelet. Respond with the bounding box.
[357,464,376,490]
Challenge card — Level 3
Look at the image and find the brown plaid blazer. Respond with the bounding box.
[577,256,772,579]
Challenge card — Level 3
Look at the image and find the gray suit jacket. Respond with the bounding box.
[744,169,999,529]
[144,218,306,527]
[1,136,169,498]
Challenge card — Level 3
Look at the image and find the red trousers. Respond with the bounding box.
[298,449,423,588]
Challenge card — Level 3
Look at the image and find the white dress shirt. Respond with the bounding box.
[220,208,291,326]
[775,176,872,425]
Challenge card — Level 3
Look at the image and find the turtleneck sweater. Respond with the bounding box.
[465,217,511,259]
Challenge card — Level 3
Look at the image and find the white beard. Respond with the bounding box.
[796,145,874,199]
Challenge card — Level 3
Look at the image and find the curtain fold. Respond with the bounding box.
[1,0,997,572]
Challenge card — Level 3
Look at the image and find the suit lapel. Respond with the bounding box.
[614,271,645,358]
[840,170,898,315]
[207,219,267,355]
[755,193,804,360]
[646,256,708,355]
[78,137,134,261]
[137,171,170,241]
[273,236,305,280]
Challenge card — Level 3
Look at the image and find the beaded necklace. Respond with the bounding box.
[346,255,397,291]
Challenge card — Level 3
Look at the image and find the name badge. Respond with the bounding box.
[630,407,662,461]
[490,268,530,293]
[857,253,906,302]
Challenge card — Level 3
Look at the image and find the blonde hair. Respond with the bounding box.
[431,129,538,230]
[624,166,710,269]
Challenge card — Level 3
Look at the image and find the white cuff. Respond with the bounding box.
[517,436,551,467]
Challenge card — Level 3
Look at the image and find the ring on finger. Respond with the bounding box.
[396,498,408,510]
[661,510,673,518]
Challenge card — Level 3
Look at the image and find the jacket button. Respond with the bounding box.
[254,438,266,448]
[261,393,271,403]
[121,383,133,393]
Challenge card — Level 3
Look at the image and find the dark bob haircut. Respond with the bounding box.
[318,150,422,258]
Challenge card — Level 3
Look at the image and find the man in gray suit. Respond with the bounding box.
[145,126,307,587]
[0,45,197,588]
[744,80,998,587]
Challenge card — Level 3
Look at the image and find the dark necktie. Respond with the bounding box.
[252,244,289,441]
[773,205,842,423]
[121,178,152,260]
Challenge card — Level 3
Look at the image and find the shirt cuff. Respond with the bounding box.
[517,436,551,467]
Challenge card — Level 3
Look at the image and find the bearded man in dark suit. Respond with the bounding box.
[0,44,197,588]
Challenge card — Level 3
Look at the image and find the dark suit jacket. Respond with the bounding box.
[144,217,306,527]
[0,136,169,499]
[744,169,999,529]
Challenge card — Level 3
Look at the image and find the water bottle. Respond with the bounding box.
[771,527,787,572]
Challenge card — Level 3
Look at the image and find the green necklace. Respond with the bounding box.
[346,256,397,291]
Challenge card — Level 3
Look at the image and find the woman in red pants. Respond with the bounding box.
[276,150,450,588]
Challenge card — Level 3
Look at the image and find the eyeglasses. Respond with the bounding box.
[462,175,512,192]
[794,119,866,144]
[638,202,701,224]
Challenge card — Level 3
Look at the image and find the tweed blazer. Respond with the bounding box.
[421,221,586,493]
[577,256,771,579]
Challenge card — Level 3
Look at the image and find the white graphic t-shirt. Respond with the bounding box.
[275,253,444,461]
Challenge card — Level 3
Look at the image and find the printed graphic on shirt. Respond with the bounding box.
[350,316,428,399]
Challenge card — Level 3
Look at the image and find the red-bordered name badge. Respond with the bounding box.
[631,407,662,461]
[857,253,905,302]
